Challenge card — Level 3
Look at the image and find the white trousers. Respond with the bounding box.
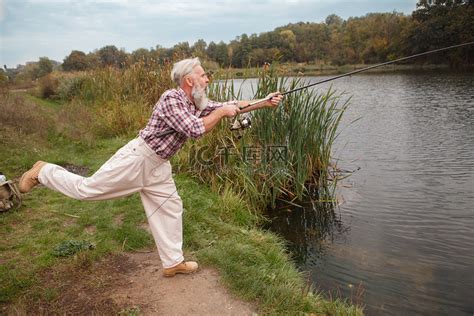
[38,137,184,268]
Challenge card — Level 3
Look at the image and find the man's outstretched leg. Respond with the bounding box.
[19,138,148,200]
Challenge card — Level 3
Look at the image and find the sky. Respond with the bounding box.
[0,0,417,68]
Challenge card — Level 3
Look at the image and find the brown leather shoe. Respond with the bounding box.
[163,261,198,277]
[19,161,46,193]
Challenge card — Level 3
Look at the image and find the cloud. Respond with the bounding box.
[0,0,416,66]
[0,0,4,22]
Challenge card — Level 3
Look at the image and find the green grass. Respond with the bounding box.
[21,92,62,110]
[0,88,363,314]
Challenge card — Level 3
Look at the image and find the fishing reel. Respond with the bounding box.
[229,113,252,139]
[230,113,252,131]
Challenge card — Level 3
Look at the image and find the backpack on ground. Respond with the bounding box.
[0,173,22,212]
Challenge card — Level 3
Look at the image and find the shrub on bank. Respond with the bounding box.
[56,74,87,101]
[38,73,59,99]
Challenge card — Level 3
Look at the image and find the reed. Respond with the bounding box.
[253,67,348,202]
[174,64,348,208]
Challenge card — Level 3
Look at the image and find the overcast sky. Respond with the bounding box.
[0,0,417,67]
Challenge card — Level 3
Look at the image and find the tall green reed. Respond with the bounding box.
[174,64,348,209]
[252,66,348,201]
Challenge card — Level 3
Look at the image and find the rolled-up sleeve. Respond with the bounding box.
[158,95,206,139]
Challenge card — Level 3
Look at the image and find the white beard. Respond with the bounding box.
[192,83,209,111]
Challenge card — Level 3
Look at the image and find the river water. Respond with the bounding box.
[234,71,474,315]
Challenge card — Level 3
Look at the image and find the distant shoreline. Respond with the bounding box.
[213,63,474,78]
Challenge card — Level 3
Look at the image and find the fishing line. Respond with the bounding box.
[280,41,474,96]
[146,189,177,220]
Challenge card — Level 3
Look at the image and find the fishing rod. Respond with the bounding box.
[229,41,473,131]
[156,41,474,135]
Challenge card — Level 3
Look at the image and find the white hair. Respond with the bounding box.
[171,57,201,86]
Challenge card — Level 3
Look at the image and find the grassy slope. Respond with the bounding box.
[0,92,363,315]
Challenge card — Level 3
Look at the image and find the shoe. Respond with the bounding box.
[19,161,46,193]
[163,261,198,277]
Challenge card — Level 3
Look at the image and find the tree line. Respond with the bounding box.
[2,0,472,83]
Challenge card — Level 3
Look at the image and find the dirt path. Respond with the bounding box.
[19,251,256,315]
[112,252,256,315]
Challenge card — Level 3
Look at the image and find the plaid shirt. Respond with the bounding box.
[139,88,237,159]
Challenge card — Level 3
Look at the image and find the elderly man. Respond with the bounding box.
[19,57,282,277]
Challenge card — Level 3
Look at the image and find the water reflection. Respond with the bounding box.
[265,201,349,266]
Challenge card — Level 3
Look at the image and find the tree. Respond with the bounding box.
[279,30,297,59]
[248,48,266,66]
[131,48,152,65]
[62,50,89,71]
[173,42,191,58]
[37,57,53,78]
[231,34,252,67]
[405,0,474,64]
[97,45,127,68]
[151,45,173,62]
[215,41,229,66]
[207,41,218,61]
[191,39,207,58]
[325,14,343,26]
[86,52,101,69]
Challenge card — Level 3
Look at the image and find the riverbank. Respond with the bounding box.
[0,91,362,314]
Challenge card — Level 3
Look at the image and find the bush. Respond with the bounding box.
[38,74,59,99]
[56,74,87,101]
[53,60,174,140]
[0,70,8,87]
